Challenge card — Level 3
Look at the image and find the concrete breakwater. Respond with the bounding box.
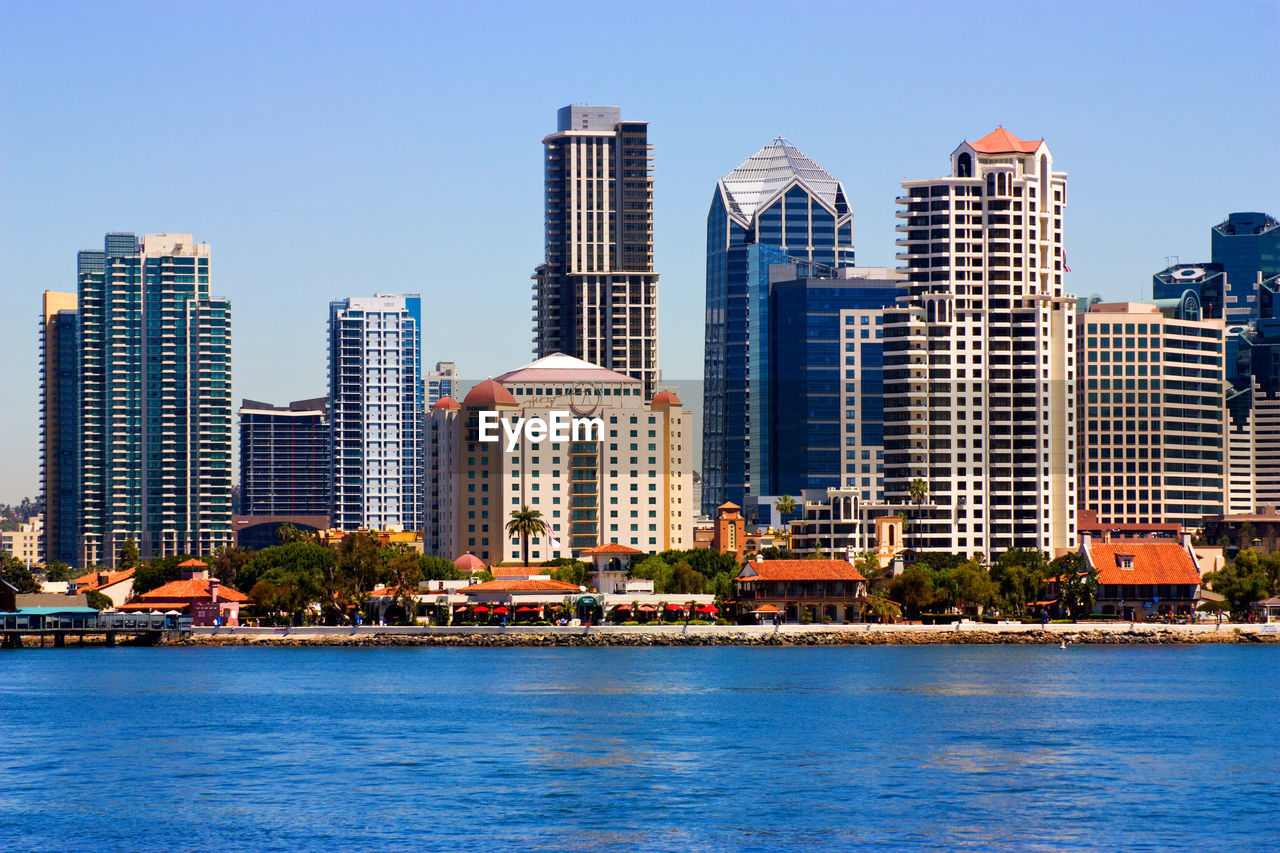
[174,623,1279,648]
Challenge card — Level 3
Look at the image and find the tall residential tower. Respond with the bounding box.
[533,105,658,396]
[328,294,423,531]
[40,290,79,566]
[76,233,232,567]
[884,129,1076,557]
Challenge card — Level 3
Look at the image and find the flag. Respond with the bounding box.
[1063,251,1071,273]
[549,528,561,549]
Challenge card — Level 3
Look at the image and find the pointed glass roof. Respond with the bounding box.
[718,138,843,223]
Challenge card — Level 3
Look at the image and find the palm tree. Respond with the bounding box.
[506,505,549,566]
[774,494,797,535]
[908,478,929,505]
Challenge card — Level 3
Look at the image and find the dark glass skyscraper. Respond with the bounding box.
[40,291,79,566]
[1211,212,1279,321]
[533,106,658,396]
[76,233,232,567]
[239,398,330,517]
[701,139,855,514]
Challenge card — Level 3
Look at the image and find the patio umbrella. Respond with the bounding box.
[695,605,719,614]
[453,604,468,611]
[493,606,509,615]
[515,606,537,613]
[638,604,658,612]
[613,604,632,611]
[474,605,490,614]
[665,604,684,612]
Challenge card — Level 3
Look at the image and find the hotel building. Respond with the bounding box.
[533,106,658,397]
[425,361,457,407]
[238,398,331,517]
[75,233,232,566]
[425,354,692,563]
[1077,301,1226,529]
[328,294,423,531]
[883,129,1076,557]
[702,138,856,514]
[40,291,79,566]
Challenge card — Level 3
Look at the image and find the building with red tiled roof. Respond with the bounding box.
[967,126,1043,155]
[70,568,136,608]
[1058,534,1203,620]
[119,571,249,626]
[735,558,869,623]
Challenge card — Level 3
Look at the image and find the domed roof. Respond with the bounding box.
[651,389,681,406]
[463,379,516,407]
[432,396,461,411]
[454,553,485,572]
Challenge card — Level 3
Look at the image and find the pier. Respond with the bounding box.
[0,611,188,649]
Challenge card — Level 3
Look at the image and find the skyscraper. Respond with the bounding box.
[701,139,855,514]
[1076,301,1226,529]
[425,361,457,407]
[1211,212,1279,321]
[533,105,658,396]
[883,129,1076,557]
[239,398,331,517]
[40,290,79,566]
[328,294,423,531]
[76,233,232,567]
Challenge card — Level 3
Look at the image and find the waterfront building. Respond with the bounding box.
[734,557,868,624]
[711,502,746,560]
[702,139,856,515]
[118,560,247,626]
[1076,302,1226,529]
[69,567,135,608]
[328,294,423,532]
[424,353,692,563]
[1063,533,1203,621]
[75,233,232,567]
[533,106,658,397]
[40,291,79,566]
[238,397,330,516]
[425,361,457,407]
[883,129,1076,557]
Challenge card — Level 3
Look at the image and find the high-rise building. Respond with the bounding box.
[702,138,856,514]
[744,252,902,506]
[328,294,423,531]
[40,291,79,566]
[76,233,232,567]
[425,354,692,562]
[883,129,1076,557]
[425,361,457,407]
[238,398,331,517]
[533,106,658,397]
[1076,302,1226,529]
[1211,212,1279,321]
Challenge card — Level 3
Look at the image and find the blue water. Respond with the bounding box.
[1,645,1276,852]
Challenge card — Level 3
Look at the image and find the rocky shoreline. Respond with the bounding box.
[170,627,1278,648]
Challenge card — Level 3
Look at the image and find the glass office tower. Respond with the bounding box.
[239,398,331,517]
[76,233,232,567]
[40,291,79,565]
[701,139,855,515]
[1211,212,1279,321]
[328,294,423,531]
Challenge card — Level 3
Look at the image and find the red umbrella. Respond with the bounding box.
[638,605,658,612]
[515,605,538,613]
[473,605,489,613]
[696,605,719,614]
[493,606,509,615]
[613,604,632,611]
[452,604,468,611]
[665,603,684,611]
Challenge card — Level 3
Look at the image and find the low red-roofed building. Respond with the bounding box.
[581,543,646,593]
[735,558,869,623]
[1061,534,1203,620]
[70,568,136,608]
[119,568,249,627]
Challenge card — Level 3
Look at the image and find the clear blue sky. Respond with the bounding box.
[1,0,1276,504]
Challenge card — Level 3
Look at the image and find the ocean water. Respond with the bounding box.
[0,645,1276,852]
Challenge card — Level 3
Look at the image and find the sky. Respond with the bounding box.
[0,0,1277,504]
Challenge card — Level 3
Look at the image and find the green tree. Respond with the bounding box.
[888,566,934,618]
[1051,553,1097,620]
[388,550,423,624]
[240,541,336,620]
[669,561,705,595]
[85,590,113,611]
[119,538,141,569]
[774,494,797,531]
[907,478,929,504]
[505,505,549,566]
[0,552,40,593]
[990,548,1049,616]
[131,554,199,596]
[1204,549,1275,617]
[865,595,902,623]
[856,550,887,594]
[275,522,306,544]
[543,558,590,587]
[43,561,76,583]
[332,532,385,619]
[419,555,465,581]
[953,558,997,616]
[811,544,828,559]
[630,554,674,593]
[211,546,252,589]
[756,546,793,560]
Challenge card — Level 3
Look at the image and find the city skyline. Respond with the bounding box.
[2,0,1278,503]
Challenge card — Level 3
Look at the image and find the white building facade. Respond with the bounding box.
[884,129,1077,557]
